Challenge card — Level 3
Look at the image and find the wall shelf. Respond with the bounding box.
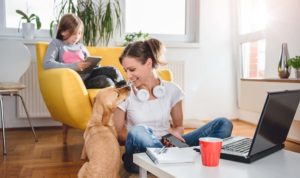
[241,78,300,83]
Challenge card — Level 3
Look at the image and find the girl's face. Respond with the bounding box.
[122,57,152,88]
[62,28,82,45]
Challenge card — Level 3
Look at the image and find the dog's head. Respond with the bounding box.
[89,85,130,127]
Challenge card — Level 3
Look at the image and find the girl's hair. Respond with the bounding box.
[56,13,84,41]
[119,38,167,68]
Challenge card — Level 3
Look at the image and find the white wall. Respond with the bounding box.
[167,0,237,120]
[265,0,300,78]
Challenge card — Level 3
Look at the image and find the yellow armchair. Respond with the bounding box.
[35,42,172,143]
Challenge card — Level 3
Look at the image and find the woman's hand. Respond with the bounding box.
[77,61,91,71]
[170,127,185,142]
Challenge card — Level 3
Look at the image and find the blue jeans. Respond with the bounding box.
[122,117,233,173]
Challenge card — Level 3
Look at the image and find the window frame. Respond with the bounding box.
[0,0,200,47]
[236,0,267,79]
[118,0,200,47]
[0,0,52,40]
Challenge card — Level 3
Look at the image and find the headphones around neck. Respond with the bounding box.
[133,79,166,102]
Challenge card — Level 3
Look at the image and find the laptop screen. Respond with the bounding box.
[249,90,300,156]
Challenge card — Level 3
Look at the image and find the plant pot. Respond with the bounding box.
[22,23,35,39]
[295,68,300,79]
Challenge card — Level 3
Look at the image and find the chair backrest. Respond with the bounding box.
[36,42,49,79]
[0,40,31,82]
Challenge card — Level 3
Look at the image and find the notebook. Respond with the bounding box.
[78,56,102,74]
[146,147,196,164]
[221,89,300,163]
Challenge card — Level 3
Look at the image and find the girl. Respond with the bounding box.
[113,38,233,173]
[43,13,125,88]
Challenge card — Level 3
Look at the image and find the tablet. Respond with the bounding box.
[78,56,102,74]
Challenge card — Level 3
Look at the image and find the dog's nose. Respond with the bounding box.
[118,84,131,91]
[124,85,131,91]
[115,80,127,88]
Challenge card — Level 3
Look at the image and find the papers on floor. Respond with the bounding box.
[146,147,197,164]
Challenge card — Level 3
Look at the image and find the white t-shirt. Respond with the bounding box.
[118,80,184,138]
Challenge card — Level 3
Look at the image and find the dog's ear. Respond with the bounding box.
[87,97,105,128]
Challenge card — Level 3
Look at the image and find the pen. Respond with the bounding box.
[158,146,166,154]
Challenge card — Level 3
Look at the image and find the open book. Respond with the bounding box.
[146,147,197,164]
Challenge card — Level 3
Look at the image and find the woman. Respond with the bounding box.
[113,38,233,173]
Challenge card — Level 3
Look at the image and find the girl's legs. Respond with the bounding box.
[123,125,163,173]
[84,66,126,88]
[84,75,114,89]
[182,117,233,146]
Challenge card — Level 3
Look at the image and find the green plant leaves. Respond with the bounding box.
[51,0,122,46]
[288,56,300,69]
[76,0,122,46]
[16,10,30,22]
[123,31,150,46]
[16,9,42,31]
[97,0,122,46]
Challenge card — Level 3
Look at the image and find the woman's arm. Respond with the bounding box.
[169,100,185,142]
[113,108,128,145]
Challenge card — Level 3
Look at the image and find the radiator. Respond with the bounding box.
[17,60,185,118]
[18,61,50,118]
[161,60,185,89]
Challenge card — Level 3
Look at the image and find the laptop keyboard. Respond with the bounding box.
[222,138,253,154]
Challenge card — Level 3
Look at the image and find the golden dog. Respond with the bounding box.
[78,86,130,178]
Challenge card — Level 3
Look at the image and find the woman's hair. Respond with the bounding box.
[56,13,84,41]
[119,38,167,68]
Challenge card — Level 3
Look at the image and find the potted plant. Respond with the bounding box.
[288,56,300,79]
[97,0,122,46]
[77,0,122,46]
[122,31,150,46]
[16,9,42,39]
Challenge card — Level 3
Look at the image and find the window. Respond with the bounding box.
[238,0,268,78]
[0,0,60,38]
[241,40,265,78]
[124,0,199,44]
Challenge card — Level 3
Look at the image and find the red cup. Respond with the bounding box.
[199,137,223,167]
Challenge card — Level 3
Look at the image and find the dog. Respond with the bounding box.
[78,86,130,178]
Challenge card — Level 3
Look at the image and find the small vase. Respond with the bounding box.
[22,23,35,40]
[278,43,291,79]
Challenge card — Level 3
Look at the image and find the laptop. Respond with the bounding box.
[221,89,300,163]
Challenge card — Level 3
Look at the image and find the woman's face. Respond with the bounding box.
[122,57,152,87]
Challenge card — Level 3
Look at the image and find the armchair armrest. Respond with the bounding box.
[39,68,92,129]
[157,69,173,82]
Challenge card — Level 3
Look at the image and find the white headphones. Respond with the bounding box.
[132,79,166,102]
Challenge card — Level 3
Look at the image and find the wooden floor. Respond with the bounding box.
[0,120,299,178]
